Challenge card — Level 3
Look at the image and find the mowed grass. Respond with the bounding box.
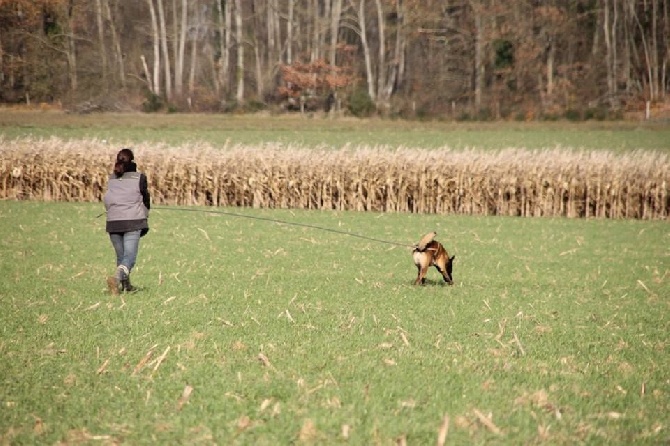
[0,200,668,444]
[2,109,670,151]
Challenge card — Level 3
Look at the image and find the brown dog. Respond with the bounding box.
[412,232,455,285]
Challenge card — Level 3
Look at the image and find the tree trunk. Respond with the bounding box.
[329,0,342,65]
[175,0,188,97]
[141,55,153,92]
[383,0,403,101]
[546,39,555,105]
[287,0,295,64]
[147,0,161,95]
[310,0,323,62]
[603,0,618,106]
[351,0,376,102]
[374,0,386,106]
[631,0,656,101]
[172,0,178,67]
[268,0,275,66]
[267,0,280,69]
[395,0,406,91]
[253,0,266,99]
[247,0,263,100]
[650,0,659,100]
[473,2,484,112]
[94,0,109,90]
[234,0,245,102]
[663,0,669,99]
[216,0,232,97]
[104,0,125,88]
[65,0,78,92]
[622,0,633,93]
[189,19,198,99]
[157,0,172,100]
[255,39,263,98]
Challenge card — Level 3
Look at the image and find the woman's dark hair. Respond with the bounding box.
[113,148,137,177]
[117,148,134,163]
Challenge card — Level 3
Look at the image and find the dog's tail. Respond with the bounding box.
[415,231,437,251]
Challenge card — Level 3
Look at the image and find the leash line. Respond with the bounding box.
[153,205,413,248]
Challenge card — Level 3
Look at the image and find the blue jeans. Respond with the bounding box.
[109,230,141,273]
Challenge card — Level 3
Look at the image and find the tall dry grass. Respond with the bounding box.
[1,137,668,219]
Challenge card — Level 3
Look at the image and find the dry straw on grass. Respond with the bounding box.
[1,137,668,219]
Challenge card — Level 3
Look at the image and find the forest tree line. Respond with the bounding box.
[0,0,668,119]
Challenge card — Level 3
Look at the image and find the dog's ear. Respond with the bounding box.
[449,255,455,261]
[417,231,437,250]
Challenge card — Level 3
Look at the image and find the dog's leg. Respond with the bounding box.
[415,265,429,285]
[414,266,422,285]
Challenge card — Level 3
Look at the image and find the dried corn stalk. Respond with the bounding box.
[0,137,668,219]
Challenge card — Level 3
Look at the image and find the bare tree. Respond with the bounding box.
[309,0,326,62]
[44,0,80,93]
[104,0,126,88]
[252,0,266,99]
[215,0,232,97]
[603,0,619,106]
[156,0,172,99]
[146,0,161,95]
[534,4,569,109]
[345,0,376,101]
[329,0,343,65]
[234,0,244,102]
[175,0,188,97]
[95,0,109,90]
[287,0,295,64]
[629,0,661,102]
[363,0,406,111]
[188,2,200,99]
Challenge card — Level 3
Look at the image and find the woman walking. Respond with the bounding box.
[104,148,150,293]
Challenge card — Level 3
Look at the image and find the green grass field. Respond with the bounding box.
[2,109,670,151]
[1,200,668,444]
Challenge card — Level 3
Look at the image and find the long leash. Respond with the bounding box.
[156,206,413,248]
[98,206,414,248]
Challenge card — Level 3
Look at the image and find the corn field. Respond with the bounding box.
[1,137,668,219]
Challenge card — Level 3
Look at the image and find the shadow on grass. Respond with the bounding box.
[409,279,454,287]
